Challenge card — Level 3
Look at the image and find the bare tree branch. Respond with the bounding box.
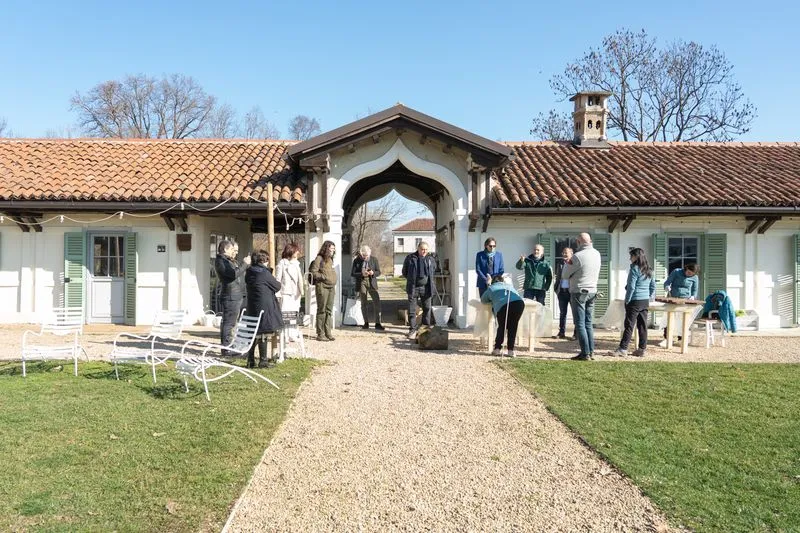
[288,115,321,140]
[530,110,573,141]
[243,106,280,139]
[545,28,755,142]
[0,117,8,137]
[202,104,238,138]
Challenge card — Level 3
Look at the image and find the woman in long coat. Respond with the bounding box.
[244,250,283,368]
[275,242,304,340]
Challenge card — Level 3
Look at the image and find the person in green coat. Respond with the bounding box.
[515,244,553,305]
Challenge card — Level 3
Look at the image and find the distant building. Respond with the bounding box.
[391,218,436,275]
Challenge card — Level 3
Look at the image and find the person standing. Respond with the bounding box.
[214,239,251,356]
[402,241,437,340]
[552,247,575,339]
[562,233,601,361]
[515,244,552,304]
[480,274,525,357]
[660,263,700,347]
[351,245,384,330]
[475,237,504,297]
[244,251,283,367]
[275,242,304,341]
[309,241,337,342]
[610,248,656,358]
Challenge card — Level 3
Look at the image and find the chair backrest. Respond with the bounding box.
[150,310,186,339]
[516,273,526,292]
[41,307,83,336]
[228,309,264,354]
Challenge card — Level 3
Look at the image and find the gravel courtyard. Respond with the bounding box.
[3,319,798,532]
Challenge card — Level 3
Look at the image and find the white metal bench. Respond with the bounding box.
[175,309,279,401]
[22,307,85,377]
[110,310,186,383]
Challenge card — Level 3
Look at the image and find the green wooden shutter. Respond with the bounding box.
[64,232,86,310]
[703,234,727,298]
[536,233,552,308]
[793,235,800,325]
[592,233,611,317]
[124,233,138,325]
[652,234,667,298]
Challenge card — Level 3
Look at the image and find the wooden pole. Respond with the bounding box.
[267,182,275,270]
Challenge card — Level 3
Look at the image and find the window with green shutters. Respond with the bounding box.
[64,232,86,310]
[703,234,727,296]
[124,233,137,325]
[592,233,611,317]
[653,233,727,301]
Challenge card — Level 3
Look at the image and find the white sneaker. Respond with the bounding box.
[491,348,502,356]
[658,339,668,348]
[508,350,516,358]
[407,330,417,340]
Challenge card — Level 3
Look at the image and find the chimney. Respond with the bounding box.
[570,91,612,148]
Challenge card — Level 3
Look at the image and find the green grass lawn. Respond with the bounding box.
[0,358,317,532]
[504,360,800,532]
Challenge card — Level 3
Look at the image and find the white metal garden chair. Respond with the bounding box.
[110,310,186,383]
[21,307,85,377]
[175,309,279,401]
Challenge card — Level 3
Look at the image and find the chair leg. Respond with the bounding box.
[114,358,120,380]
[298,327,306,358]
[705,322,712,349]
[73,352,78,376]
[151,359,158,384]
[200,365,210,401]
[22,357,26,378]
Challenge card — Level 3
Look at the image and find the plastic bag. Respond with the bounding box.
[342,298,365,326]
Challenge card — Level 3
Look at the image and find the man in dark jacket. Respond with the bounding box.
[244,250,283,367]
[552,247,574,339]
[515,243,553,304]
[214,239,250,356]
[351,244,384,330]
[402,241,437,340]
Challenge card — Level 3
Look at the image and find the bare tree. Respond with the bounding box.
[243,106,280,139]
[350,192,408,259]
[44,126,76,138]
[529,110,573,141]
[202,103,238,138]
[288,115,321,140]
[532,29,756,142]
[0,117,8,137]
[70,74,218,138]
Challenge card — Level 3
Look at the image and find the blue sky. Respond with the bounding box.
[2,0,799,142]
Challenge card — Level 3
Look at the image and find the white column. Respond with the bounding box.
[453,211,470,328]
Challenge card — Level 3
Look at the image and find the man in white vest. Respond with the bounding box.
[562,233,601,361]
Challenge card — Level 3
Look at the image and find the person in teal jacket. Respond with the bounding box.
[480,275,524,357]
[610,248,656,357]
[664,264,700,299]
[515,244,552,305]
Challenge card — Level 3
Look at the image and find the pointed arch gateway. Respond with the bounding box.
[286,105,512,328]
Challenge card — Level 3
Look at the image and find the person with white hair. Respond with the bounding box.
[561,232,601,361]
[350,244,384,330]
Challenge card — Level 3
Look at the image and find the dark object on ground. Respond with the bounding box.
[417,326,449,350]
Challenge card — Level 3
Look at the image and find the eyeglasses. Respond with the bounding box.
[487,244,496,248]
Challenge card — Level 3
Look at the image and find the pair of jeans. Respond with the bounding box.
[408,287,432,331]
[359,282,382,325]
[570,291,597,356]
[619,299,649,350]
[220,297,242,356]
[495,300,525,350]
[556,288,571,336]
[315,284,335,338]
[523,289,546,305]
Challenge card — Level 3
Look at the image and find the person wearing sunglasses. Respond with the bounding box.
[475,237,504,297]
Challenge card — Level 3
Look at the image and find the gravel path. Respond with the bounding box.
[224,327,672,532]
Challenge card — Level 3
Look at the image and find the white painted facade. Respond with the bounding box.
[391,230,436,276]
[0,213,249,325]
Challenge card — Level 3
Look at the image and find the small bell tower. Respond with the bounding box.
[571,91,611,148]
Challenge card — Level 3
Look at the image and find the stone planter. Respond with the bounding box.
[735,310,759,330]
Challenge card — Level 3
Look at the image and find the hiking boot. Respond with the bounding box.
[374,323,385,331]
[316,335,330,342]
[508,349,516,358]
[552,333,566,339]
[492,348,503,356]
[571,353,591,361]
[632,348,646,357]
[407,330,417,340]
[609,348,627,357]
[326,335,336,341]
[361,323,370,330]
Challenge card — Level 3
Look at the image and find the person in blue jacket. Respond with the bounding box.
[476,237,504,297]
[610,248,656,357]
[480,274,524,357]
[664,263,700,299]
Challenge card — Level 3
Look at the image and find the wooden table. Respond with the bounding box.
[470,299,544,354]
[655,297,704,354]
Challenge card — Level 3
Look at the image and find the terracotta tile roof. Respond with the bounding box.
[393,218,435,232]
[0,139,303,203]
[497,141,800,208]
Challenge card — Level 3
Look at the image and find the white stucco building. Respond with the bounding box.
[391,218,435,276]
[1,97,798,329]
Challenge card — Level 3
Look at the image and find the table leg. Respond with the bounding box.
[529,312,535,353]
[665,312,675,351]
[681,311,691,354]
